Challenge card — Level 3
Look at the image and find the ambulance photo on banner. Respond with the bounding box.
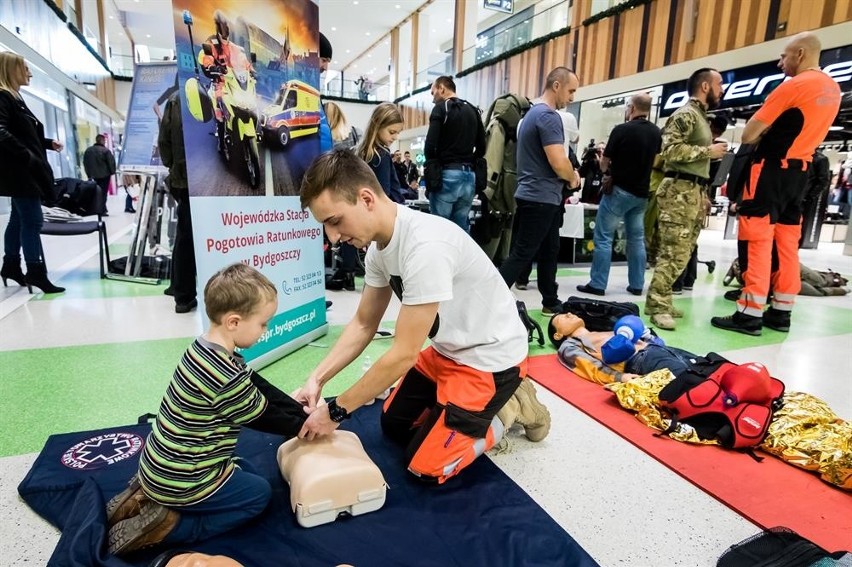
[170,0,326,366]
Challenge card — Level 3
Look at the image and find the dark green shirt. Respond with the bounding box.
[660,98,712,180]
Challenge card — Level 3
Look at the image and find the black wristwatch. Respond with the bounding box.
[327,398,351,423]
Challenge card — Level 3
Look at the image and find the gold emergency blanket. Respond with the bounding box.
[605,370,852,490]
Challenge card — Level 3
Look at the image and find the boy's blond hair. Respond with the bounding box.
[204,263,277,322]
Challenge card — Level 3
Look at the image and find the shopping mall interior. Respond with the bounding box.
[1,1,851,565]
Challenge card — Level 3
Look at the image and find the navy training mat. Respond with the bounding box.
[18,401,597,567]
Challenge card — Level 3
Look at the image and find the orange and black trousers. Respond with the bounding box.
[737,158,809,317]
[381,346,527,484]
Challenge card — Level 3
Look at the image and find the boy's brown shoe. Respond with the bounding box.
[106,474,147,527]
[108,501,179,556]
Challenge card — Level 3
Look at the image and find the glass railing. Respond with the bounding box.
[589,0,630,19]
[404,57,452,97]
[460,0,570,71]
[110,54,134,78]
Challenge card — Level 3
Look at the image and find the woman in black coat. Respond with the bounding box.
[0,51,65,293]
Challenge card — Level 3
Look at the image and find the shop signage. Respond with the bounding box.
[483,0,514,14]
[659,45,852,117]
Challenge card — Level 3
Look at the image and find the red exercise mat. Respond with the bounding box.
[527,354,852,552]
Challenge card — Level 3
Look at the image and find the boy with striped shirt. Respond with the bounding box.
[106,263,306,556]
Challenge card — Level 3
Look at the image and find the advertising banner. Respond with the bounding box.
[170,0,326,367]
[119,62,177,171]
[659,44,852,117]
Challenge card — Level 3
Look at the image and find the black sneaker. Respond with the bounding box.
[576,283,605,296]
[710,311,762,336]
[672,286,683,295]
[762,307,791,332]
[625,286,642,296]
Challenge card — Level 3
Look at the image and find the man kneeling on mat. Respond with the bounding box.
[105,264,307,556]
[294,149,550,484]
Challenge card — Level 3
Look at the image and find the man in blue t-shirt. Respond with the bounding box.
[499,67,580,313]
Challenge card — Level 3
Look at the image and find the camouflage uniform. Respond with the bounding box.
[643,155,666,263]
[645,98,712,317]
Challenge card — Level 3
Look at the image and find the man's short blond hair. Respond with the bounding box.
[204,263,277,322]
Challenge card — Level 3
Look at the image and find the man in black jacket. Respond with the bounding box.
[158,92,196,314]
[83,134,116,215]
[424,76,486,232]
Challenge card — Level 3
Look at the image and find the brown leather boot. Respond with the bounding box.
[513,380,551,442]
[106,474,147,526]
[108,501,179,556]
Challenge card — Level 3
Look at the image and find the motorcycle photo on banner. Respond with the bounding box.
[170,0,327,366]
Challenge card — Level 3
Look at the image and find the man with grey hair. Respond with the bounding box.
[498,66,580,314]
[577,92,661,297]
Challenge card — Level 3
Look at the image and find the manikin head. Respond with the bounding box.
[547,312,587,348]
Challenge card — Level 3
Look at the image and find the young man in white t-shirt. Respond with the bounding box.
[295,149,547,484]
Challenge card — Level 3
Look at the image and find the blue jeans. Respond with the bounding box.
[163,459,272,545]
[589,186,647,291]
[625,343,697,377]
[428,168,475,232]
[4,197,44,263]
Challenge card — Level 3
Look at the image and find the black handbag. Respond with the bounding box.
[561,296,639,332]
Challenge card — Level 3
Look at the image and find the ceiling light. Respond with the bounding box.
[346,49,351,53]
[366,32,371,36]
[432,29,436,33]
[395,3,400,7]
[146,34,151,38]
[368,53,372,57]
[334,60,339,64]
[353,0,358,4]
[108,15,113,19]
[331,27,337,31]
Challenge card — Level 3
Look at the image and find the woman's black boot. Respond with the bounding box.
[25,262,65,294]
[1,255,26,287]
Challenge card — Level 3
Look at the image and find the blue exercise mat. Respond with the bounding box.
[18,402,598,567]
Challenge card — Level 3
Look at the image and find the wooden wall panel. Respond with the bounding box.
[616,7,643,78]
[397,0,852,121]
[645,0,669,70]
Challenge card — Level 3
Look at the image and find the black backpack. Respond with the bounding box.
[560,296,640,332]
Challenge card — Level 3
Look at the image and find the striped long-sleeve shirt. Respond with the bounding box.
[138,337,267,506]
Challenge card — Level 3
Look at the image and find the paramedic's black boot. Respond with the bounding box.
[24,262,65,294]
[762,307,791,332]
[109,501,179,556]
[724,289,742,302]
[710,311,762,336]
[1,255,25,287]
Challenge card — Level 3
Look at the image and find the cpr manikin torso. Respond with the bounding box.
[277,430,387,527]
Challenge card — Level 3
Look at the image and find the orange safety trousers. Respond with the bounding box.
[737,159,809,317]
[381,346,526,484]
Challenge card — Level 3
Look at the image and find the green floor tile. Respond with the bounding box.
[0,324,393,457]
